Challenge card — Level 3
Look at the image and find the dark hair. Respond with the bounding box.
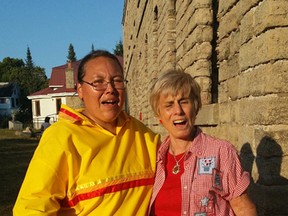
[77,50,123,82]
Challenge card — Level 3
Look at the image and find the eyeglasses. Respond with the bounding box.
[81,79,128,91]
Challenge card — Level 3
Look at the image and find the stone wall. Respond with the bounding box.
[123,0,288,215]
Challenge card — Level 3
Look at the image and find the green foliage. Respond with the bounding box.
[113,39,123,56]
[0,57,25,81]
[67,43,77,62]
[0,50,48,126]
[25,47,33,69]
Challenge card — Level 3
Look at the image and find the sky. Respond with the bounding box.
[0,0,124,77]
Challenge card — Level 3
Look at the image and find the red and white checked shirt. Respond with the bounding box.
[149,127,250,216]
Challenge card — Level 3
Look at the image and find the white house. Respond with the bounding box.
[0,82,21,117]
[27,61,82,129]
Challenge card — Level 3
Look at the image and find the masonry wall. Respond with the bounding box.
[123,0,288,215]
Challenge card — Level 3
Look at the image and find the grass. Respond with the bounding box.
[0,129,38,216]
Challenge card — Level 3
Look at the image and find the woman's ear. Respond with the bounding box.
[77,83,83,100]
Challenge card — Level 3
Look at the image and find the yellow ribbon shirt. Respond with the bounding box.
[13,104,160,215]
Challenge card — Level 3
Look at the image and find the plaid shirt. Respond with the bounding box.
[149,127,250,216]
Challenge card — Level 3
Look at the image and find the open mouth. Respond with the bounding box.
[173,119,187,126]
[102,100,118,105]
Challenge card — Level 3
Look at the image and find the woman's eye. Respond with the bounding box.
[180,100,189,104]
[93,80,104,84]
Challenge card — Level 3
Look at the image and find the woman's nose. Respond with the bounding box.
[104,81,117,93]
[174,103,184,114]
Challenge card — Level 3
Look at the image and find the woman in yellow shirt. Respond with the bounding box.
[13,50,160,215]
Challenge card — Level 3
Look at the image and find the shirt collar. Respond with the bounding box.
[58,104,130,132]
[157,127,205,161]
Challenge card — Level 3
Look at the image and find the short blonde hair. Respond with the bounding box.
[149,69,202,116]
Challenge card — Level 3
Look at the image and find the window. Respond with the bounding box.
[56,98,62,113]
[35,101,40,116]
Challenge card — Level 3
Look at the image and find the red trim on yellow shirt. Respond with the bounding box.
[64,178,154,207]
[59,107,82,121]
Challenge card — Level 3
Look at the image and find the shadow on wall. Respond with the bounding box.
[240,136,288,216]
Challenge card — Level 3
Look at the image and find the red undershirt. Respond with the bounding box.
[153,152,185,216]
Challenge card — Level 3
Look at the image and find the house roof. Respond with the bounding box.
[29,55,123,98]
[29,61,80,97]
[49,61,80,87]
[0,83,18,97]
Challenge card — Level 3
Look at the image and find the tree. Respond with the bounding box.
[0,50,48,125]
[0,57,25,81]
[67,43,77,62]
[113,39,123,56]
[91,44,95,52]
[25,46,33,69]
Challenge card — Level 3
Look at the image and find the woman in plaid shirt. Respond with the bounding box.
[149,69,257,216]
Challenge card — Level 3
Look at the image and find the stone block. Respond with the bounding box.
[190,0,212,9]
[219,76,240,102]
[240,7,255,44]
[185,25,213,52]
[176,44,185,61]
[186,59,211,77]
[218,81,228,103]
[195,76,211,92]
[239,96,288,125]
[226,76,239,101]
[238,126,257,151]
[180,11,196,38]
[239,28,288,70]
[254,0,288,35]
[239,61,288,98]
[218,0,238,18]
[217,125,242,146]
[185,9,212,42]
[200,91,212,105]
[218,101,239,124]
[229,31,241,56]
[218,37,230,61]
[218,3,241,39]
[196,103,219,126]
[194,8,213,25]
[218,54,240,81]
[196,42,212,59]
[239,0,260,17]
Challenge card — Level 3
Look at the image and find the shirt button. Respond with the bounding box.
[183,211,187,215]
[183,185,188,190]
